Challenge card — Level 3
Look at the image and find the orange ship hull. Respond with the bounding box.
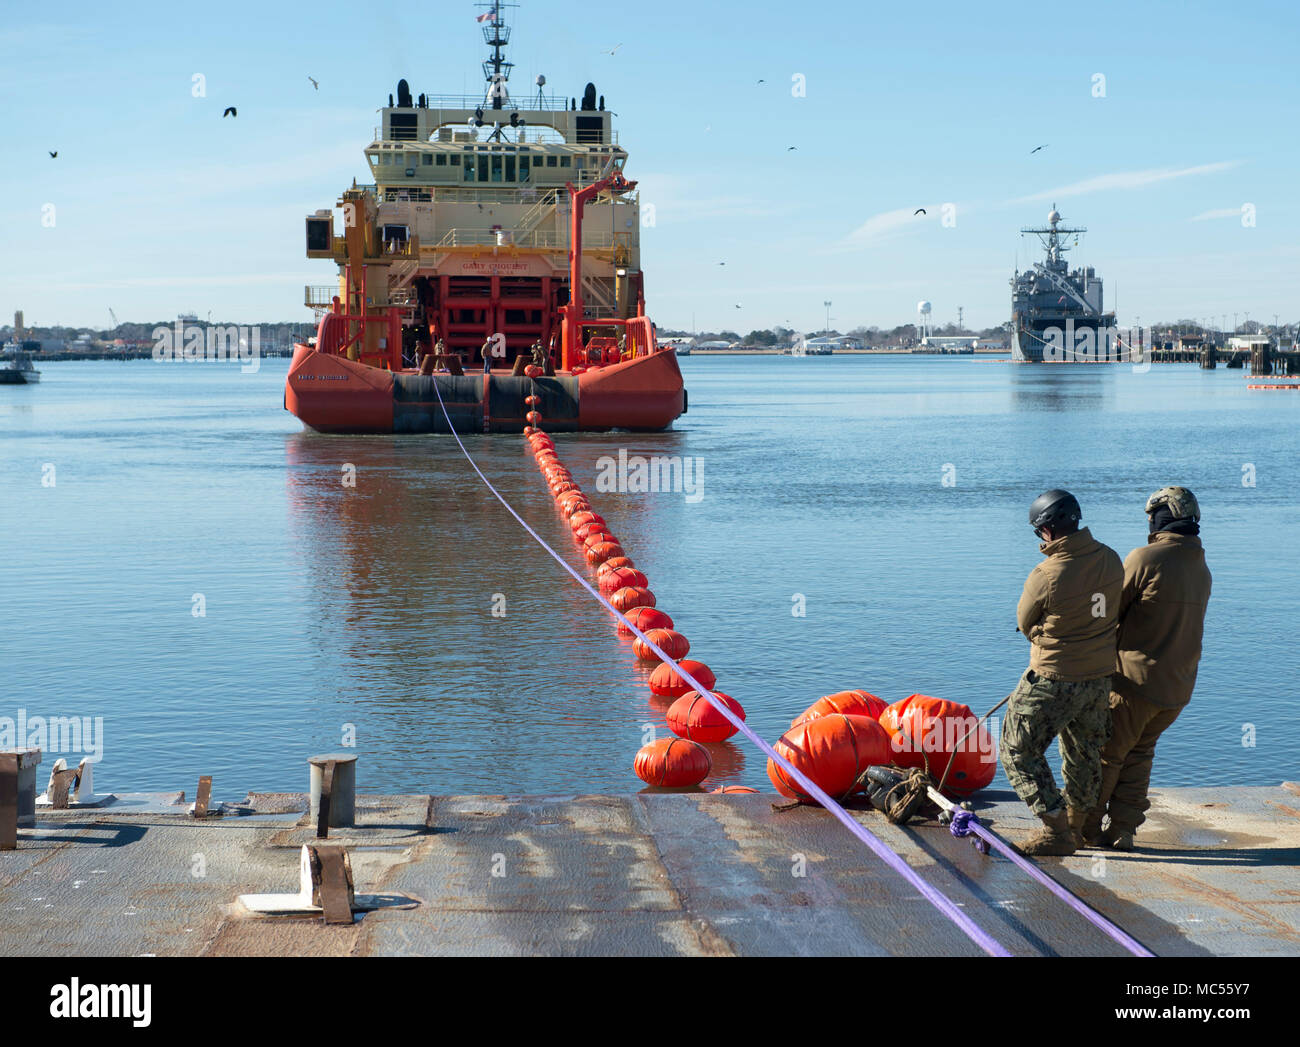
[286,343,685,435]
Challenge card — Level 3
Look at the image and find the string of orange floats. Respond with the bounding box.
[522,407,746,792]
[522,409,997,800]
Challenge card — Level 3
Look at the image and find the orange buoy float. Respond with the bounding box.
[634,737,711,788]
[524,394,541,406]
[766,714,893,803]
[575,521,612,542]
[666,689,743,741]
[710,785,758,794]
[597,556,636,578]
[568,510,606,532]
[600,566,649,595]
[585,541,625,566]
[525,410,542,425]
[649,658,715,698]
[524,365,544,378]
[551,482,580,498]
[790,689,888,728]
[559,495,590,514]
[582,530,619,548]
[633,627,690,662]
[878,694,996,796]
[610,585,656,612]
[617,605,672,636]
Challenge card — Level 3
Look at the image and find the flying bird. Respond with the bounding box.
[735,304,743,309]
[223,106,237,118]
[48,150,57,158]
[914,208,926,215]
[787,146,797,151]
[718,262,726,266]
[1030,144,1047,153]
[308,76,319,90]
[603,43,623,55]
[757,79,765,84]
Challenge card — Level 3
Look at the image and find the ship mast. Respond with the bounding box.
[478,1,518,109]
[1021,204,1084,270]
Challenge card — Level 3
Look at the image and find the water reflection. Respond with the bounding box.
[283,429,696,792]
[1009,366,1115,412]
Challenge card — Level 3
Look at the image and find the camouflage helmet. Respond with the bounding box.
[1145,486,1200,521]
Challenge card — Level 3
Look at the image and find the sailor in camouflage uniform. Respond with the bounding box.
[1000,490,1123,856]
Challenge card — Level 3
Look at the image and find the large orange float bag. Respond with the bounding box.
[766,714,893,803]
[634,737,711,787]
[790,689,887,728]
[878,693,996,796]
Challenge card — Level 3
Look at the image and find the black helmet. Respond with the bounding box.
[1029,489,1081,534]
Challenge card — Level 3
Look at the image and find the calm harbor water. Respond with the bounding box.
[1,355,1296,798]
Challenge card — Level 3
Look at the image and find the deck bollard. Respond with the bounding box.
[1,754,17,850]
[0,748,41,828]
[308,753,357,834]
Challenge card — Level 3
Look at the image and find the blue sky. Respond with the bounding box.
[1,0,1296,333]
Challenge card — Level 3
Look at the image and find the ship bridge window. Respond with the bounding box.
[450,154,460,165]
[560,156,570,167]
[478,155,489,182]
[422,154,432,165]
[491,155,503,182]
[546,155,557,167]
[519,157,529,181]
[436,154,447,166]
[505,156,515,181]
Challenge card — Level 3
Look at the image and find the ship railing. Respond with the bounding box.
[432,228,618,250]
[371,126,621,146]
[386,92,572,111]
[305,285,339,308]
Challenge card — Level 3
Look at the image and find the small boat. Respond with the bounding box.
[0,349,41,384]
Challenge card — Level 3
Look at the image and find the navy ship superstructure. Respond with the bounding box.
[1011,207,1117,363]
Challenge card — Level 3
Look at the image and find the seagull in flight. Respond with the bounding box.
[603,43,623,55]
[308,76,319,90]
[223,106,237,118]
[914,208,926,215]
[787,146,797,151]
[1030,144,1048,153]
[757,79,766,84]
[718,261,726,266]
[48,150,57,158]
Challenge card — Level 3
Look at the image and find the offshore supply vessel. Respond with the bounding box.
[285,2,685,433]
[1011,208,1118,363]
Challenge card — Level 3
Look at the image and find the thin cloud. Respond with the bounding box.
[1190,206,1243,221]
[847,206,931,244]
[1011,161,1241,204]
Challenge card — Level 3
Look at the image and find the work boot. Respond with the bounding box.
[1101,825,1135,852]
[1071,807,1103,848]
[1017,808,1078,857]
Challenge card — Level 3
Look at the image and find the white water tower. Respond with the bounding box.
[917,300,933,341]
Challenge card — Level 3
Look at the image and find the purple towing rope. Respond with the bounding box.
[432,385,1011,958]
[947,808,1154,956]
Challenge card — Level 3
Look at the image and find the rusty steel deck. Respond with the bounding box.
[2,785,1297,957]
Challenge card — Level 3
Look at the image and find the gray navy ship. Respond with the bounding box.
[1011,207,1119,363]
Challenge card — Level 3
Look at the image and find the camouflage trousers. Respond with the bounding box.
[999,668,1112,817]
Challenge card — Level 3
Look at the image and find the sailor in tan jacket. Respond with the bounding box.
[1082,487,1212,851]
[1001,490,1123,856]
